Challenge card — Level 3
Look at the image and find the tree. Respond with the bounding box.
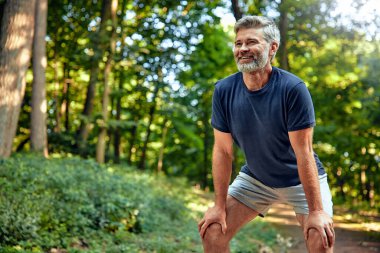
[77,0,115,154]
[231,0,265,20]
[31,0,48,156]
[231,0,243,20]
[278,0,290,70]
[46,0,102,137]
[177,23,237,187]
[263,0,379,207]
[96,0,118,163]
[112,0,128,164]
[0,0,36,158]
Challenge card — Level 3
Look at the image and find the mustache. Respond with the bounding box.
[239,56,256,59]
[236,54,258,60]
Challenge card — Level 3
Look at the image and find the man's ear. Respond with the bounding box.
[271,41,279,55]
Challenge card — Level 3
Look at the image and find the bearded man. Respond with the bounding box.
[198,15,335,253]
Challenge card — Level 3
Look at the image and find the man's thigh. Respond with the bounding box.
[211,195,260,241]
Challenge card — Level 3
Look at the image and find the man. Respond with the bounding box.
[198,15,335,253]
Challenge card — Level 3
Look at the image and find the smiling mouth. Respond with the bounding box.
[239,56,254,62]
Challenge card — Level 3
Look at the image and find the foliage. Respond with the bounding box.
[259,0,380,211]
[0,154,281,252]
[0,154,188,251]
[7,0,380,217]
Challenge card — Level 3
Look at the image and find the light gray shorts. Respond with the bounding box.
[228,172,333,217]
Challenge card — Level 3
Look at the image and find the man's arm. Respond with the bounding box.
[198,128,234,238]
[288,127,335,248]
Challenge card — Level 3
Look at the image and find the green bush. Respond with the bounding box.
[0,154,193,252]
[0,154,281,252]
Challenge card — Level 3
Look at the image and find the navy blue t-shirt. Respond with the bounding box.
[211,67,325,187]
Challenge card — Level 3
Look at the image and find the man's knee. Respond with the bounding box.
[307,228,332,253]
[202,223,229,247]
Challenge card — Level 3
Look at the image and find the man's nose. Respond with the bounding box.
[240,43,249,51]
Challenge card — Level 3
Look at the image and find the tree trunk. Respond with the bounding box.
[369,180,375,207]
[96,58,111,163]
[53,39,61,133]
[157,118,169,173]
[96,0,118,163]
[127,120,138,164]
[0,2,4,25]
[77,0,114,153]
[278,0,290,70]
[31,0,48,157]
[113,73,124,163]
[62,78,71,132]
[0,0,36,158]
[231,0,243,21]
[105,98,115,162]
[336,167,345,200]
[360,165,367,201]
[113,0,127,163]
[138,106,155,170]
[138,85,160,170]
[16,135,30,152]
[361,160,373,202]
[78,64,97,151]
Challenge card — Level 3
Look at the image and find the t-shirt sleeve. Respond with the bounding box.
[211,86,230,133]
[287,82,316,131]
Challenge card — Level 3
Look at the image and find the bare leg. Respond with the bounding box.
[202,195,259,253]
[296,214,334,253]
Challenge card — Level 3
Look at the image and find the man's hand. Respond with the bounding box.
[304,210,335,249]
[198,205,227,238]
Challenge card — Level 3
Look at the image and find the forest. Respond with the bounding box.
[0,0,379,252]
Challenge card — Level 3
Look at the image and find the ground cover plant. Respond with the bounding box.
[0,154,280,253]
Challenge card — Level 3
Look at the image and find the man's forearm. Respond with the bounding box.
[212,147,233,208]
[297,152,324,212]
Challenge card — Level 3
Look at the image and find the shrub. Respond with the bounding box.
[0,154,197,252]
[0,154,280,252]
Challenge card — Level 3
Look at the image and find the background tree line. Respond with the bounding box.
[0,0,379,211]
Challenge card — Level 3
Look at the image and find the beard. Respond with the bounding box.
[235,45,269,73]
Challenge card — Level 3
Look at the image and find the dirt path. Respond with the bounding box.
[266,203,380,252]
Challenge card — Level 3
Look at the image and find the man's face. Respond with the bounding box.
[234,28,271,72]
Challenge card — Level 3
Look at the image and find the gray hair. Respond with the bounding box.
[234,16,281,47]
